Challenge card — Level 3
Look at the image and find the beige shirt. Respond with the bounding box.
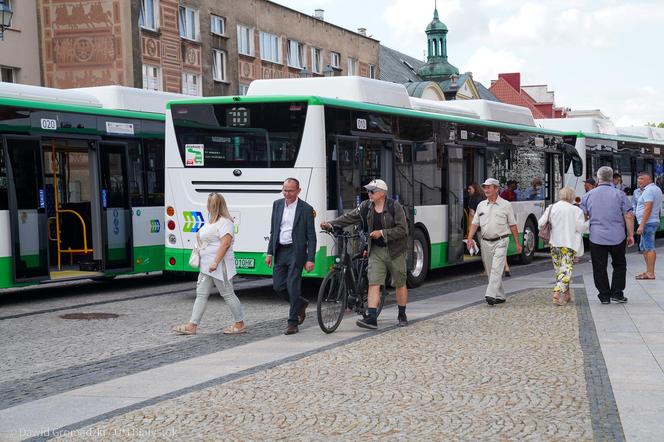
[472,196,517,239]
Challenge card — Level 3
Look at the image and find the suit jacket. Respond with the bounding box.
[267,198,317,265]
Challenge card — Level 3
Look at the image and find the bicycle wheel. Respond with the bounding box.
[317,269,347,333]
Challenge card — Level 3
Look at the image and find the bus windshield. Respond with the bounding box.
[171,102,308,168]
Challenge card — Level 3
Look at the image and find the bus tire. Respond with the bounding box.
[517,218,537,265]
[407,228,429,288]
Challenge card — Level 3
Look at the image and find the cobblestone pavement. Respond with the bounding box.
[58,289,594,441]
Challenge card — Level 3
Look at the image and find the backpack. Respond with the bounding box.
[359,198,410,235]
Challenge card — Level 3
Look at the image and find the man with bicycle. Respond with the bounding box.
[321,179,410,329]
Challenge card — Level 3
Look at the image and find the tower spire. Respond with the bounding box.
[417,2,459,80]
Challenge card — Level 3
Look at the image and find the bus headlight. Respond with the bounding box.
[168,234,177,245]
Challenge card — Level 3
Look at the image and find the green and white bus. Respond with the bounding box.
[164,77,582,286]
[538,117,664,225]
[0,83,184,289]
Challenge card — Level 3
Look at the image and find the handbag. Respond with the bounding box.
[539,206,553,242]
[188,242,202,268]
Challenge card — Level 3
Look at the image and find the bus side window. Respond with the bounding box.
[126,140,145,207]
[145,139,165,206]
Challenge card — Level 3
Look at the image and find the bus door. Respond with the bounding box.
[446,144,465,264]
[393,140,415,269]
[545,152,563,205]
[97,141,133,272]
[334,136,361,214]
[3,136,50,282]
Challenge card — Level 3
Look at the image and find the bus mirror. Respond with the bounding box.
[572,154,583,177]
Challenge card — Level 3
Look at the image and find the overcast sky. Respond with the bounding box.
[273,0,664,126]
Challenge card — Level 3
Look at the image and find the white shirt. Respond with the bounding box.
[538,201,589,255]
[279,198,298,245]
[199,218,236,281]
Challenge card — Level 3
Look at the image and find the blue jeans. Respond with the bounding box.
[640,222,659,251]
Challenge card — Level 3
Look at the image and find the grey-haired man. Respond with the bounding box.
[466,178,522,305]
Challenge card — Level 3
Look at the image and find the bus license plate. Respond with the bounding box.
[235,258,255,269]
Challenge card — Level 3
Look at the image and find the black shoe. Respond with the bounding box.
[297,299,309,325]
[356,316,378,330]
[600,299,610,305]
[504,271,511,277]
[284,324,299,335]
[493,298,506,304]
[485,296,496,305]
[611,296,628,304]
[397,314,408,327]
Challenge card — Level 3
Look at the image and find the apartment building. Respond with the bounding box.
[0,0,41,85]
[37,0,380,95]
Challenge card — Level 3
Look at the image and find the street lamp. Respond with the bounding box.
[0,1,12,41]
[299,67,311,78]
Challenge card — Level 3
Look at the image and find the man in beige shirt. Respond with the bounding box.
[466,178,522,305]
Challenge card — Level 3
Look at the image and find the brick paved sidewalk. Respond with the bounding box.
[54,289,597,441]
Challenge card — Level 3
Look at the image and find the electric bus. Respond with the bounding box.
[164,77,582,286]
[0,83,185,289]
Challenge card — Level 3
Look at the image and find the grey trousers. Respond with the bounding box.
[190,263,244,325]
[481,237,509,300]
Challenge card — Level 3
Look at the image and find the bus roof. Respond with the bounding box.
[169,77,549,131]
[0,83,184,119]
[536,117,618,135]
[616,125,664,141]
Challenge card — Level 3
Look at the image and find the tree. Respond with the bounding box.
[647,122,664,128]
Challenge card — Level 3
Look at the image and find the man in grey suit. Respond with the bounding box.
[265,178,317,335]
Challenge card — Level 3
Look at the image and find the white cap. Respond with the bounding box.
[364,179,388,192]
[482,178,500,187]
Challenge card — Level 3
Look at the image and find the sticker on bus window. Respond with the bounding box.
[535,137,544,147]
[106,122,134,135]
[185,144,204,166]
[488,131,500,142]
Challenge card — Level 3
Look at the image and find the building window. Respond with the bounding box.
[142,64,161,91]
[237,25,253,56]
[178,6,199,41]
[210,14,225,36]
[311,48,321,74]
[369,64,376,79]
[259,32,280,64]
[212,49,227,82]
[330,52,340,69]
[182,72,200,96]
[287,40,304,68]
[347,57,357,75]
[0,67,15,83]
[139,0,159,30]
[239,84,250,95]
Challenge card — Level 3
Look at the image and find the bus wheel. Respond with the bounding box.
[517,219,537,265]
[407,228,429,288]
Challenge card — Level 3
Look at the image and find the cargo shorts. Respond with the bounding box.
[367,245,407,288]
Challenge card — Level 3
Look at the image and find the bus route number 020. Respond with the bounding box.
[41,118,57,130]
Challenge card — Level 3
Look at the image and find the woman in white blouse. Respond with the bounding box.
[174,193,246,335]
[538,187,589,305]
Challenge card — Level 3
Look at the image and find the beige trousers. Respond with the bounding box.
[481,237,509,300]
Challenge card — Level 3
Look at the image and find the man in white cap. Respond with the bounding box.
[321,179,410,329]
[466,178,522,305]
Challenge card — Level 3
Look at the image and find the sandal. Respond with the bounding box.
[552,293,564,305]
[173,324,196,335]
[636,274,656,280]
[223,324,247,334]
[564,290,573,303]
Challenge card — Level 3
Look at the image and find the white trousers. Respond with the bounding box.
[481,237,509,300]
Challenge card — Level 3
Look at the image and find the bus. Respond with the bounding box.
[0,83,185,289]
[164,77,582,286]
[537,117,664,225]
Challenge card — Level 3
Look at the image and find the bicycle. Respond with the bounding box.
[316,227,388,333]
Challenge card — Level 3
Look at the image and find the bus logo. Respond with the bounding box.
[150,219,160,233]
[182,211,205,233]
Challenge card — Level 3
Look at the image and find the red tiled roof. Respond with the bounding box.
[489,77,547,119]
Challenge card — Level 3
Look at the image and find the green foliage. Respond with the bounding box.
[646,122,664,128]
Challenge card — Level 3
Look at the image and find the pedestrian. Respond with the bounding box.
[632,171,662,280]
[581,166,635,304]
[266,178,317,335]
[499,179,518,202]
[525,177,544,200]
[538,187,589,305]
[320,179,410,329]
[466,182,485,220]
[613,172,629,193]
[173,193,246,335]
[466,178,522,305]
[583,178,596,193]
